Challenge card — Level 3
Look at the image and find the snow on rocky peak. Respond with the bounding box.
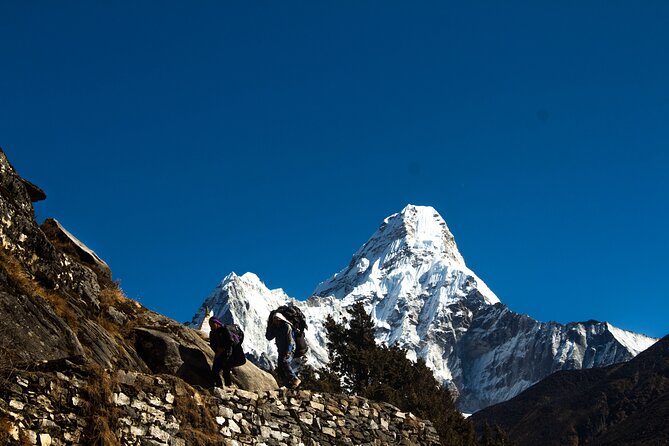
[313,204,498,305]
[359,204,466,268]
[189,204,657,412]
[606,322,656,355]
[188,272,291,367]
[188,271,333,369]
[309,204,502,385]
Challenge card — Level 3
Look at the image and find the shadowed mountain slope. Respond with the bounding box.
[471,334,669,445]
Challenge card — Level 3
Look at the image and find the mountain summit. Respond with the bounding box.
[313,204,498,305]
[190,204,656,412]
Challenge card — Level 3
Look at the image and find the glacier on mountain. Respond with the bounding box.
[189,204,656,412]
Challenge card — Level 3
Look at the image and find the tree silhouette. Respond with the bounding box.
[303,302,514,445]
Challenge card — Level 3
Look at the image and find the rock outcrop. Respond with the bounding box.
[40,218,113,285]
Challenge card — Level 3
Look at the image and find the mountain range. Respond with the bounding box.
[188,204,657,413]
[471,333,669,445]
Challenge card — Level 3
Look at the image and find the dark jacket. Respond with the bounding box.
[265,318,295,356]
[210,325,246,367]
[210,326,232,359]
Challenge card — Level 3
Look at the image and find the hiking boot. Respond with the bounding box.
[290,378,301,389]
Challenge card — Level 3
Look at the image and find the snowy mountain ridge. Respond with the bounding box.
[189,204,656,412]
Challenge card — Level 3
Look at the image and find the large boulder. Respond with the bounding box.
[229,360,279,392]
[132,311,278,391]
[0,291,85,367]
[134,327,212,387]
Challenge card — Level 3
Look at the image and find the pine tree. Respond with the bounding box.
[323,302,377,393]
[319,302,478,445]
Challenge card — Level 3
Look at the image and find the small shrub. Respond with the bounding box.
[81,365,121,446]
[99,282,144,317]
[88,416,119,446]
[0,250,80,330]
[96,281,146,341]
[0,418,13,444]
[172,383,220,446]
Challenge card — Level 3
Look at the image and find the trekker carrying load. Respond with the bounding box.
[209,317,246,388]
[265,305,308,389]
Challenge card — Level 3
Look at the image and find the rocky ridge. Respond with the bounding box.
[471,334,669,445]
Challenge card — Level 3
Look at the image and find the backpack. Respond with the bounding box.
[274,305,308,334]
[269,305,309,357]
[224,324,247,367]
[225,323,244,347]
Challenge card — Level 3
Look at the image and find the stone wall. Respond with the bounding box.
[0,364,441,445]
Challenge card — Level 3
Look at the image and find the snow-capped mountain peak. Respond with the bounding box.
[313,204,499,306]
[377,204,466,266]
[189,271,297,367]
[189,204,656,412]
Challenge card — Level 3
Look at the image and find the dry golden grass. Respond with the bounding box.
[172,383,222,446]
[88,416,120,446]
[0,249,80,330]
[0,418,12,444]
[1,246,148,342]
[0,249,33,293]
[82,364,121,446]
[0,417,31,446]
[97,287,127,337]
[100,284,146,320]
[84,364,115,408]
[96,283,147,343]
[99,285,140,314]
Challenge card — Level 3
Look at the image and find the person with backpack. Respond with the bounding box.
[208,317,246,388]
[265,305,308,389]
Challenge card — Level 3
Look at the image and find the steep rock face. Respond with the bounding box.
[0,150,102,312]
[0,147,276,394]
[0,290,86,366]
[191,205,656,412]
[458,304,654,411]
[471,334,669,446]
[0,148,109,367]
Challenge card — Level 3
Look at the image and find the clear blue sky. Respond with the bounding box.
[1,2,667,338]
